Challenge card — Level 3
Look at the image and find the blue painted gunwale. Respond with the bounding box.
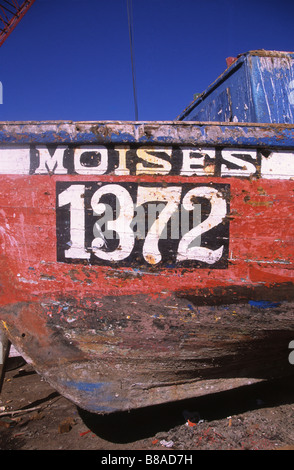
[0,121,294,149]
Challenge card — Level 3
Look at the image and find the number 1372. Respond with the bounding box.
[56,182,230,267]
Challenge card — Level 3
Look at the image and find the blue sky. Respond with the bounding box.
[0,0,294,122]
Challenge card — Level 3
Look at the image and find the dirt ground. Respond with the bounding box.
[1,356,294,452]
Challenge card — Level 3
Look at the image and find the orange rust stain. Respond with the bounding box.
[244,199,273,207]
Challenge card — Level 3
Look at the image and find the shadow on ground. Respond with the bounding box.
[78,374,294,443]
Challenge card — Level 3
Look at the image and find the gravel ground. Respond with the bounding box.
[1,359,294,452]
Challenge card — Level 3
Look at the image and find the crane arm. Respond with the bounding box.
[0,0,36,47]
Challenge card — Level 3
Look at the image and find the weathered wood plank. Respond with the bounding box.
[0,121,293,413]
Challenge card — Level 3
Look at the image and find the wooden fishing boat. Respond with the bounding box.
[0,52,293,414]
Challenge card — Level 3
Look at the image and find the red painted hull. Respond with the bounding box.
[0,174,293,303]
[0,122,293,413]
[1,174,294,412]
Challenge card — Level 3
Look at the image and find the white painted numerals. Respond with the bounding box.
[58,184,90,260]
[91,184,135,261]
[136,186,182,264]
[57,183,228,266]
[177,187,226,264]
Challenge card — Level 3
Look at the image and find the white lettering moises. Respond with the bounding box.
[0,145,293,179]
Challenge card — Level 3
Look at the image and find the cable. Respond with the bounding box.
[126,0,138,121]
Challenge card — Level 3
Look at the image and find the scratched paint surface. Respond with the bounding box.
[0,121,294,413]
[178,50,294,124]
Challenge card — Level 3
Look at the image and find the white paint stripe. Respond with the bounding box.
[260,151,294,180]
[0,145,293,179]
[0,146,30,174]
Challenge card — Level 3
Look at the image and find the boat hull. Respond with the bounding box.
[0,121,293,413]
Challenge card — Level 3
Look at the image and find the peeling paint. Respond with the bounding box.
[178,50,294,125]
[0,119,293,414]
